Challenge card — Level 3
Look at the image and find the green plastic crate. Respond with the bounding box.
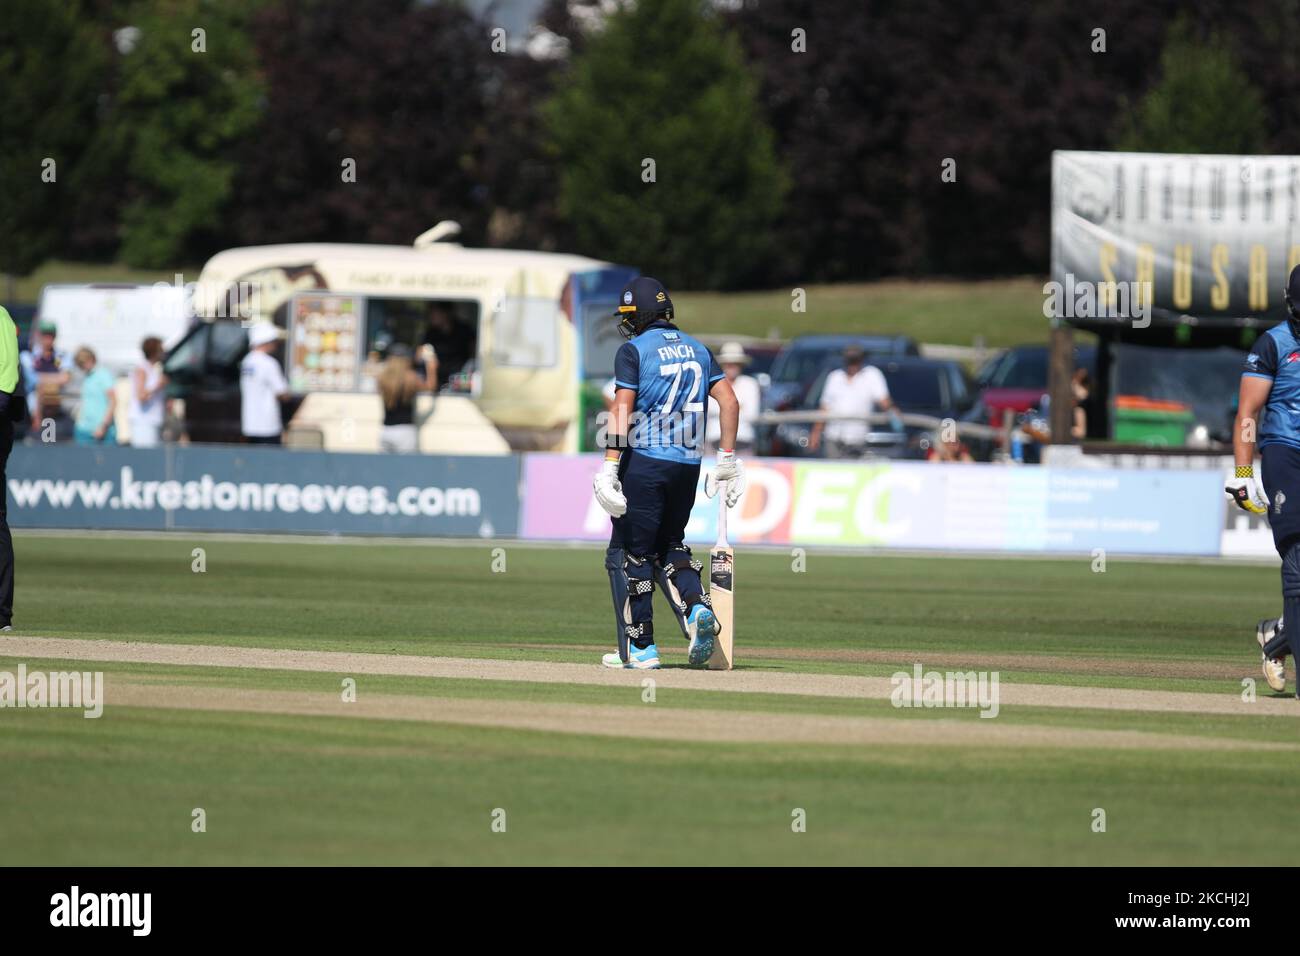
[1113,407,1195,447]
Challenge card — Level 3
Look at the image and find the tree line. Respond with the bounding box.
[0,0,1290,290]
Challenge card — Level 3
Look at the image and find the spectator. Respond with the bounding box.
[423,303,472,390]
[128,336,168,448]
[1018,368,1088,456]
[73,347,116,445]
[240,324,289,445]
[362,345,385,392]
[24,320,72,436]
[808,345,898,458]
[378,343,436,453]
[927,433,974,462]
[0,307,22,630]
[1071,367,1091,440]
[705,341,761,454]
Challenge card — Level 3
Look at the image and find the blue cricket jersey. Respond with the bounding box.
[614,321,724,464]
[1244,322,1300,451]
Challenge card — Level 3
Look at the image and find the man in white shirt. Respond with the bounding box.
[705,341,761,454]
[808,344,896,458]
[240,323,290,444]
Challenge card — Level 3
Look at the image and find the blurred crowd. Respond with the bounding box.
[677,336,1097,465]
[27,312,1101,463]
[19,322,175,449]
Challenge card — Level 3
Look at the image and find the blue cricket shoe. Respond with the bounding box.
[686,605,718,666]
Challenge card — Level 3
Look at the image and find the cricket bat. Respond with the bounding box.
[707,484,735,670]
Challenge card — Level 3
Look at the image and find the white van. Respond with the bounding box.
[165,224,637,453]
[37,283,191,375]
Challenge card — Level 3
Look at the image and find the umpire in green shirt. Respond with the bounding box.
[0,307,23,630]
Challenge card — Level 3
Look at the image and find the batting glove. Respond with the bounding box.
[705,450,746,508]
[1226,465,1269,515]
[593,458,627,517]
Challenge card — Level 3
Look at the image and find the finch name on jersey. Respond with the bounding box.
[656,343,697,361]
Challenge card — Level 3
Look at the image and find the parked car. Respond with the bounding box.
[742,340,783,388]
[757,334,921,453]
[768,356,978,459]
[694,335,784,390]
[969,342,1098,431]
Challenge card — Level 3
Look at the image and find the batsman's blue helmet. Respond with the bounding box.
[1288,264,1300,322]
[614,277,674,339]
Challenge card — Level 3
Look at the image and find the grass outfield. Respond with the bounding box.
[675,277,1047,348]
[1,533,1297,866]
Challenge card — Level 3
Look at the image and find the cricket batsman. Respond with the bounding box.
[1228,263,1300,695]
[592,277,744,669]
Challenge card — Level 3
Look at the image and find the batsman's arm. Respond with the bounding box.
[1226,374,1272,514]
[605,387,636,461]
[709,377,739,451]
[592,388,634,517]
[1234,375,1271,468]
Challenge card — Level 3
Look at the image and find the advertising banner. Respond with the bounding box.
[520,454,794,546]
[6,448,1233,556]
[1222,502,1277,558]
[521,454,1224,556]
[1051,150,1300,325]
[6,445,519,537]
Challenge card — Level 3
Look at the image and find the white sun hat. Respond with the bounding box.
[247,323,283,349]
[716,341,751,366]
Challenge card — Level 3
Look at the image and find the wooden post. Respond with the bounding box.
[1048,325,1075,443]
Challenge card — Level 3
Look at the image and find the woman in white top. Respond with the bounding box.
[705,341,761,454]
[129,337,168,448]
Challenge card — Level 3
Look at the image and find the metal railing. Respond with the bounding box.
[753,409,1011,442]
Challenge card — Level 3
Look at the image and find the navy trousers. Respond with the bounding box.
[606,450,705,651]
[1261,445,1300,671]
[609,450,701,558]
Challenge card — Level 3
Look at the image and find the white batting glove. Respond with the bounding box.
[593,458,627,517]
[1225,465,1269,515]
[705,450,746,508]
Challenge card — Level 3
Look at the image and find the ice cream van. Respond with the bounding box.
[163,222,637,453]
